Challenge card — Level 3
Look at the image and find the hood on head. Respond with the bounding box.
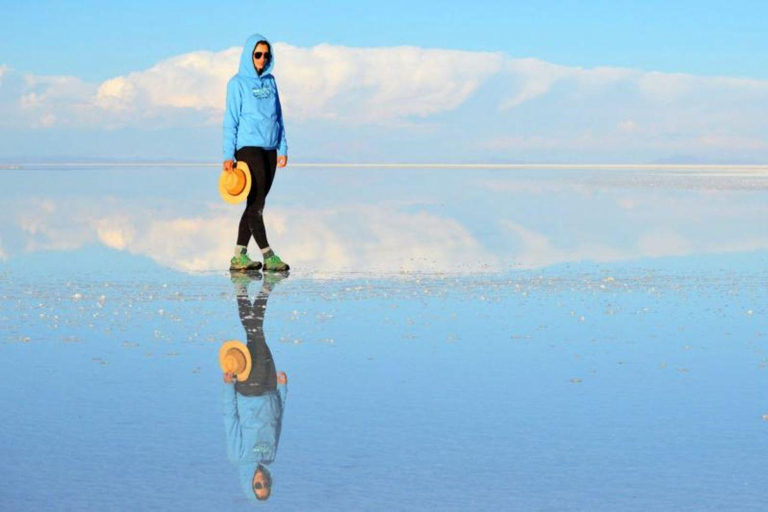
[238,462,272,503]
[238,33,274,79]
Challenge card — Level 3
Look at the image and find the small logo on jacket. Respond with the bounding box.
[252,442,272,454]
[251,86,272,99]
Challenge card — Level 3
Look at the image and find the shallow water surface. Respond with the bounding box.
[1,166,767,511]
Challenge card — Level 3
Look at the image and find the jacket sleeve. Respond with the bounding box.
[271,386,288,460]
[222,383,243,462]
[223,78,241,161]
[275,80,288,157]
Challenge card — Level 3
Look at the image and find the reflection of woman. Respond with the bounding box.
[223,33,290,272]
[223,273,288,502]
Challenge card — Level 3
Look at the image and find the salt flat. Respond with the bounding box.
[1,166,766,511]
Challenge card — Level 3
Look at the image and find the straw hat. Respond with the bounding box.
[219,340,252,381]
[219,161,252,204]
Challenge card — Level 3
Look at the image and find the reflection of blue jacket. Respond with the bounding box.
[223,33,288,160]
[223,383,287,501]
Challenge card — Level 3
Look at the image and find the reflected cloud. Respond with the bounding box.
[4,198,499,274]
[636,229,692,258]
[2,169,766,274]
[18,198,94,252]
[269,204,497,274]
[502,220,630,268]
[502,220,768,270]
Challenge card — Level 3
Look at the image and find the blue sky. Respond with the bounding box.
[2,0,768,163]
[4,0,767,80]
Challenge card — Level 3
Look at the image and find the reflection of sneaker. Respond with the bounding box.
[263,254,290,272]
[261,269,289,293]
[230,253,262,271]
[230,270,260,295]
[230,271,261,285]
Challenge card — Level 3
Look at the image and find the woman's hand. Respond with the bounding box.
[277,155,288,168]
[223,160,235,173]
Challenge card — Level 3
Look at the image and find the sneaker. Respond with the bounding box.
[263,254,290,272]
[230,253,262,272]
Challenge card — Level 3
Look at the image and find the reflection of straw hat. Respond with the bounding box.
[219,161,252,204]
[219,340,252,381]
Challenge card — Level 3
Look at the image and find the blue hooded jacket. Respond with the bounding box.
[223,33,288,160]
[223,383,287,503]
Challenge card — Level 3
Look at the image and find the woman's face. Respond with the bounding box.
[252,43,270,73]
[252,469,271,500]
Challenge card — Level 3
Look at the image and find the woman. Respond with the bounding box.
[223,33,289,272]
[223,272,289,502]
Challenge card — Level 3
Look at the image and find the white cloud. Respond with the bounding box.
[497,61,768,111]
[499,59,636,110]
[2,42,768,159]
[96,48,239,114]
[94,43,503,123]
[499,58,577,109]
[2,43,502,129]
[95,76,138,112]
[1,72,102,131]
[637,72,694,102]
[617,120,638,133]
[276,43,503,122]
[37,113,56,128]
[490,59,768,159]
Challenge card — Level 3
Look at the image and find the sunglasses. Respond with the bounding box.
[253,52,271,60]
[253,482,268,490]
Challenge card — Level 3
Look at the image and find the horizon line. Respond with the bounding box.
[3,162,768,171]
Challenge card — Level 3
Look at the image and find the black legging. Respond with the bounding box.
[234,289,277,397]
[235,147,277,249]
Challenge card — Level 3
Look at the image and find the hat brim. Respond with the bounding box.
[218,340,252,381]
[219,161,252,204]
